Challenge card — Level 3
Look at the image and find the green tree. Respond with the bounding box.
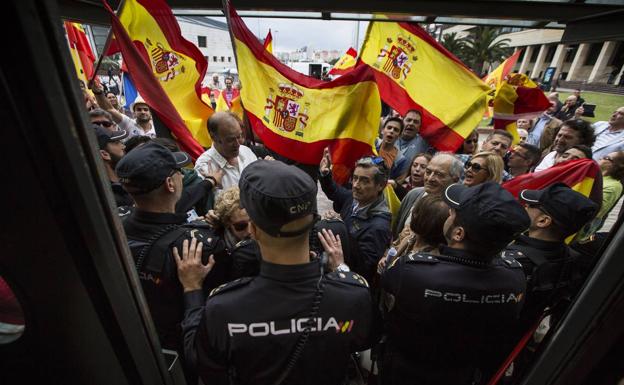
[440,32,467,62]
[462,26,512,76]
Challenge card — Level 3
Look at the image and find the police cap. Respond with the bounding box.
[239,160,317,237]
[444,182,530,248]
[519,182,598,236]
[94,124,127,150]
[116,142,190,194]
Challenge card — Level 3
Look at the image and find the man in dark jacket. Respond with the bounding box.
[319,154,392,283]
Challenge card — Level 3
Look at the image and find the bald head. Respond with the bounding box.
[208,112,243,160]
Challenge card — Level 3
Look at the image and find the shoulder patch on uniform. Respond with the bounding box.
[403,252,439,264]
[500,251,523,269]
[327,271,369,288]
[233,239,253,249]
[209,277,254,297]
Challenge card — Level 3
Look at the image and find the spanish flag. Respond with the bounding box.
[483,49,522,118]
[360,21,491,152]
[104,0,212,153]
[502,158,603,208]
[225,2,381,183]
[64,22,96,88]
[263,29,273,54]
[215,89,246,121]
[492,73,551,143]
[329,47,358,76]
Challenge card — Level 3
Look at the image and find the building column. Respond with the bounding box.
[615,65,624,86]
[518,45,533,75]
[550,44,567,82]
[566,43,591,81]
[530,44,548,79]
[588,41,618,83]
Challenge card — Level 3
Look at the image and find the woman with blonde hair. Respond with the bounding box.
[213,187,251,249]
[463,151,504,187]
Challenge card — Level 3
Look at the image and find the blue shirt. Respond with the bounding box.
[395,135,429,163]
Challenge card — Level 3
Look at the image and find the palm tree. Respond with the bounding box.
[462,27,512,76]
[440,32,467,62]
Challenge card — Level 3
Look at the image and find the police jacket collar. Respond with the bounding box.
[260,260,321,282]
[439,245,475,259]
[133,208,188,225]
[513,234,566,254]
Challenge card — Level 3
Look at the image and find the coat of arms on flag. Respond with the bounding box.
[263,83,310,137]
[148,41,183,82]
[372,35,418,84]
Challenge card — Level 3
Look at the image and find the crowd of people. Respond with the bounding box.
[78,78,624,385]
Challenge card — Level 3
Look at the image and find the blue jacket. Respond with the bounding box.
[320,172,392,282]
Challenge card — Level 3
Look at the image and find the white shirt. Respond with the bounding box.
[592,121,624,160]
[194,145,258,195]
[118,114,156,139]
[534,151,557,172]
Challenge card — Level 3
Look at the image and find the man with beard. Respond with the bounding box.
[395,110,429,161]
[534,119,595,171]
[394,153,463,237]
[92,82,157,139]
[94,125,132,207]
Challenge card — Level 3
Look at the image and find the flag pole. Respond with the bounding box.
[88,0,126,88]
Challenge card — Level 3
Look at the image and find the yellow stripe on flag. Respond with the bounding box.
[383,185,401,230]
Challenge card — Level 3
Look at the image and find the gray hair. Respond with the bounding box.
[431,152,463,181]
[355,156,389,186]
[89,108,113,121]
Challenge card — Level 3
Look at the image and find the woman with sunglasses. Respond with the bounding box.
[456,130,479,156]
[463,151,504,187]
[576,151,624,244]
[213,187,252,249]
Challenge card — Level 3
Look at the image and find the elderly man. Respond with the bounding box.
[555,95,578,121]
[195,112,258,194]
[394,153,463,237]
[320,154,392,283]
[535,119,595,171]
[575,106,624,160]
[395,109,429,161]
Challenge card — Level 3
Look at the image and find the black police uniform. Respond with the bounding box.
[380,246,526,385]
[123,209,230,351]
[229,238,261,280]
[181,260,376,385]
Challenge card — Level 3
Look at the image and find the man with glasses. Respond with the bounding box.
[89,108,116,131]
[394,153,463,237]
[319,154,392,282]
[506,183,598,379]
[116,142,228,380]
[507,143,541,178]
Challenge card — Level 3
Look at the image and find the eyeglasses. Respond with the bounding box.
[464,161,487,173]
[232,221,249,232]
[603,156,614,162]
[93,120,113,128]
[465,138,478,144]
[510,149,528,160]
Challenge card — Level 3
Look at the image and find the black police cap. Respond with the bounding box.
[519,182,599,236]
[239,160,317,238]
[444,182,530,248]
[115,142,190,194]
[94,124,127,150]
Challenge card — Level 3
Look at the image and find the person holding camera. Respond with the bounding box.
[177,160,377,385]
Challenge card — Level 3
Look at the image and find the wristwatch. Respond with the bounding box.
[335,263,350,272]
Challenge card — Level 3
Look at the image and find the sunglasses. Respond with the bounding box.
[232,221,249,232]
[465,138,479,144]
[464,161,487,173]
[93,120,113,128]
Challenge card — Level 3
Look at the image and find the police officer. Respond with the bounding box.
[115,142,229,356]
[177,160,376,385]
[506,183,598,378]
[380,182,529,385]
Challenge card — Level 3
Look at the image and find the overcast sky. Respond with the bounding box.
[212,17,369,52]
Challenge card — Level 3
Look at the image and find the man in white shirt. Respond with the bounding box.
[195,112,258,194]
[575,106,624,161]
[534,119,595,171]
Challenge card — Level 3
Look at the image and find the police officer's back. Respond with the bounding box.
[381,182,530,385]
[115,143,227,352]
[179,160,376,385]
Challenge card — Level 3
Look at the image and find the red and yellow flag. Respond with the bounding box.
[360,21,490,152]
[64,22,96,87]
[226,2,381,183]
[329,47,358,76]
[484,50,523,94]
[103,0,208,158]
[502,158,603,207]
[263,29,273,54]
[493,73,551,143]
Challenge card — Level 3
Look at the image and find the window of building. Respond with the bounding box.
[530,47,540,62]
[213,56,217,62]
[517,47,526,62]
[197,36,207,48]
[545,45,557,63]
[584,43,602,66]
[564,44,579,63]
[228,57,232,63]
[221,56,225,62]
